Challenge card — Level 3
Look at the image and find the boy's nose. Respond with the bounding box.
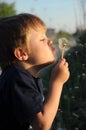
[48,39,53,46]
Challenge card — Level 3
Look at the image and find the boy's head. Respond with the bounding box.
[0,13,46,70]
[0,13,55,71]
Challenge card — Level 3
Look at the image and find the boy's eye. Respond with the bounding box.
[40,39,45,41]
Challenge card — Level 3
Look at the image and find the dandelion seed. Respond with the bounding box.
[58,37,68,58]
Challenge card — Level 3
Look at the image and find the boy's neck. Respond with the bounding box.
[18,61,52,77]
[18,61,41,77]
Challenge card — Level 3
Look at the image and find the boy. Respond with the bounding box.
[0,13,70,130]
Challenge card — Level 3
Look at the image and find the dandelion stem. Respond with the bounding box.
[61,40,67,58]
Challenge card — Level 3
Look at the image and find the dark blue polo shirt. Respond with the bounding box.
[0,66,44,130]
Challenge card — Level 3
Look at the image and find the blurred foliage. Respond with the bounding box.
[0,2,16,17]
[73,29,86,45]
[40,30,86,130]
[79,30,86,44]
[60,43,86,130]
[56,30,71,39]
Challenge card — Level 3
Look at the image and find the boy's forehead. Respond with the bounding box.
[28,25,46,34]
[28,29,46,38]
[29,21,46,30]
[33,25,46,32]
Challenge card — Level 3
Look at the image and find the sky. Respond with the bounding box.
[2,0,81,33]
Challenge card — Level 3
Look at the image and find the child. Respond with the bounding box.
[0,13,70,130]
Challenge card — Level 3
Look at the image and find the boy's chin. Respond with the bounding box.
[32,60,55,74]
[45,60,55,65]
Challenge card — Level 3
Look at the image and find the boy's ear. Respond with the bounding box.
[14,47,29,61]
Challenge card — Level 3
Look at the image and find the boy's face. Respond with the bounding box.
[26,29,56,67]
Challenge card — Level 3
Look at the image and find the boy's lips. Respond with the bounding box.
[50,46,56,55]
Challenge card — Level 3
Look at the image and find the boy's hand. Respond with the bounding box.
[50,58,70,85]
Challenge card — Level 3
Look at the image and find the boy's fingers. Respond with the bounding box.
[57,59,69,70]
[58,58,66,65]
[64,62,69,67]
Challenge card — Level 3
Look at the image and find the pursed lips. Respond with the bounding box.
[50,45,56,55]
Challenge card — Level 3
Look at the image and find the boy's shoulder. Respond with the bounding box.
[0,66,43,95]
[1,66,32,79]
[0,66,33,88]
[0,66,43,91]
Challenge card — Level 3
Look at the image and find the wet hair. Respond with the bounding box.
[0,13,46,70]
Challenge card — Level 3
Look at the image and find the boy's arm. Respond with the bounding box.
[31,58,70,130]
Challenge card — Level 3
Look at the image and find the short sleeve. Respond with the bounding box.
[9,69,43,125]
